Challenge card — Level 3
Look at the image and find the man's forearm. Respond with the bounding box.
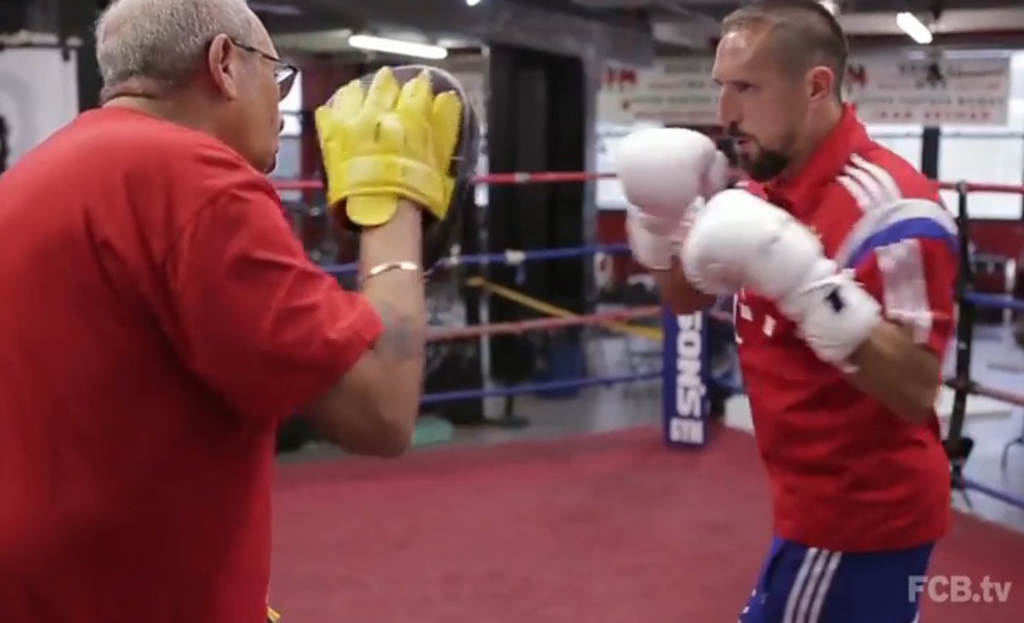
[357,202,427,415]
[652,257,717,315]
[312,293,426,457]
[846,320,942,422]
[309,202,427,456]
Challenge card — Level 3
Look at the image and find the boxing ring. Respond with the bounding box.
[265,173,1024,623]
[944,180,1024,512]
[275,172,1024,510]
[278,172,686,441]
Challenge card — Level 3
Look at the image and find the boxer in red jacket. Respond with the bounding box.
[617,2,956,622]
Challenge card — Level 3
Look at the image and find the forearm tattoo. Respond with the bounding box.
[371,301,425,362]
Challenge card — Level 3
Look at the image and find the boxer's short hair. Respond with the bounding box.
[721,0,849,97]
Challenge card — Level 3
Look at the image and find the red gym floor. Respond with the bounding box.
[270,424,1024,623]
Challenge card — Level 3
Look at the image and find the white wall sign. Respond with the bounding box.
[599,58,720,127]
[598,55,1012,127]
[846,57,1010,125]
[0,48,79,164]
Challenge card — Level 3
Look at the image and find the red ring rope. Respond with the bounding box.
[946,379,1024,408]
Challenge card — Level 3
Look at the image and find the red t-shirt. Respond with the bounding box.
[0,108,383,622]
[738,106,956,552]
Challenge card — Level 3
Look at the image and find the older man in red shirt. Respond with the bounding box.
[0,0,465,621]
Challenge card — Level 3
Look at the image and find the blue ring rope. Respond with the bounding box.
[961,292,1024,313]
[323,243,631,276]
[961,477,1024,510]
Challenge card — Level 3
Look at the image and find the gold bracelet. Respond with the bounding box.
[360,260,421,285]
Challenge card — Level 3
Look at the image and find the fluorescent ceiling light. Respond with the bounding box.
[896,12,933,45]
[466,0,484,6]
[348,34,448,60]
[249,2,302,16]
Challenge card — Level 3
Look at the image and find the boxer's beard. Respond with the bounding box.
[741,148,789,182]
[727,124,791,182]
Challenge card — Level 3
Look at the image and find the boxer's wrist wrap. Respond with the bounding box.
[783,270,882,371]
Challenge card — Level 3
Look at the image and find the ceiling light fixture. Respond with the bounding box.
[347,34,449,60]
[896,12,933,45]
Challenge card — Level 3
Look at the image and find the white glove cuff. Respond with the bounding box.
[625,200,700,271]
[700,151,730,197]
[792,273,882,370]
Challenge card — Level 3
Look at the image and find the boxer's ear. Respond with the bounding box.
[806,65,835,103]
[206,34,241,101]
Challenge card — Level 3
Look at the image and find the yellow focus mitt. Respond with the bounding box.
[314,66,466,228]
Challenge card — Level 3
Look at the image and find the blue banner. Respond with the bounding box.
[661,307,710,448]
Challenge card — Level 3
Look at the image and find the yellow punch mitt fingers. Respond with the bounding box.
[343,70,448,227]
[314,67,454,227]
[314,72,371,210]
[314,65,481,271]
[429,90,464,215]
[431,91,463,168]
[315,67,403,214]
[362,64,402,110]
[401,66,481,271]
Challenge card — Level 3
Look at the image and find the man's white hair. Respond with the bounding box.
[95,0,254,89]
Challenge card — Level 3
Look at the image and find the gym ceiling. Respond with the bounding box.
[255,0,1024,65]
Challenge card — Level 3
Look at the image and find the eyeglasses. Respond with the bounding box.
[229,38,299,101]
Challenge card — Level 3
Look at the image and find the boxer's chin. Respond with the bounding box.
[741,151,789,183]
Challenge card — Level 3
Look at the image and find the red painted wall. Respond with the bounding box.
[969,221,1024,259]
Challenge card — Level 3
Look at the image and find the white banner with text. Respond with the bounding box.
[598,55,1012,127]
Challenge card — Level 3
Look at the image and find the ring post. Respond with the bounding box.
[947,180,976,500]
[949,180,975,446]
[662,306,710,448]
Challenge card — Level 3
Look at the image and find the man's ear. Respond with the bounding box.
[807,66,835,102]
[206,34,240,100]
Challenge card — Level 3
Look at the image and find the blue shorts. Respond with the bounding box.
[739,536,934,623]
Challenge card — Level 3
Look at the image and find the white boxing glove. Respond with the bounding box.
[623,197,700,270]
[615,128,728,269]
[681,189,882,368]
